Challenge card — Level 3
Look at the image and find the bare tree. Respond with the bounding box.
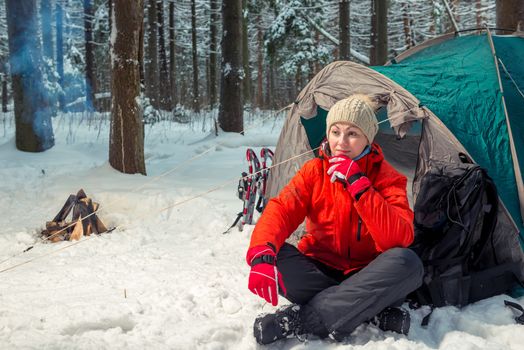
[370,0,388,65]
[55,0,65,110]
[145,0,160,109]
[402,1,414,49]
[6,0,54,151]
[1,73,7,113]
[476,0,483,28]
[84,0,97,110]
[242,0,251,105]
[191,0,200,112]
[255,14,263,108]
[496,0,524,32]
[209,0,219,108]
[110,0,146,175]
[157,0,171,110]
[218,0,243,132]
[169,0,177,106]
[339,0,350,60]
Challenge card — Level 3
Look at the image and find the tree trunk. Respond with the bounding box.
[255,14,263,109]
[339,0,350,60]
[56,1,65,111]
[84,0,96,110]
[496,0,524,32]
[429,1,436,35]
[218,0,243,133]
[145,0,160,109]
[108,0,113,31]
[314,31,321,75]
[205,57,210,106]
[2,75,7,113]
[370,0,388,65]
[40,0,53,60]
[139,5,145,90]
[402,1,414,49]
[242,0,251,105]
[209,0,219,108]
[6,0,55,152]
[110,0,146,175]
[156,0,171,110]
[476,0,483,29]
[452,0,460,27]
[169,0,177,106]
[191,0,200,112]
[265,42,276,109]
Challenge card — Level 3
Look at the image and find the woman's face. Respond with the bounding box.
[327,122,369,158]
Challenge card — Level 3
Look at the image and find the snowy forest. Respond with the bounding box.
[2,1,524,349]
[1,0,523,170]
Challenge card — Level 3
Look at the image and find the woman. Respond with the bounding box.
[246,94,423,345]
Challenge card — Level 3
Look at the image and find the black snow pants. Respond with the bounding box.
[276,243,424,340]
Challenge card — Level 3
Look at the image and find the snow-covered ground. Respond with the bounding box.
[0,111,523,350]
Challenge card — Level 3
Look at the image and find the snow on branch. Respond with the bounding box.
[302,14,370,65]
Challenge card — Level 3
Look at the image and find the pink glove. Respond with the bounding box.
[246,245,286,306]
[327,155,371,199]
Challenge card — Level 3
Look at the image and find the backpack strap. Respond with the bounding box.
[504,300,524,325]
[471,171,499,266]
[223,212,243,234]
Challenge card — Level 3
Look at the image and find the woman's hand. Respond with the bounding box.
[327,155,371,199]
[246,245,286,306]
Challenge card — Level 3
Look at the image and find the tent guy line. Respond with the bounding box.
[0,146,320,275]
[498,58,524,100]
[0,107,289,267]
[0,102,413,275]
[1,103,399,268]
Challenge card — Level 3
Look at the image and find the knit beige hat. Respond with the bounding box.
[326,94,379,143]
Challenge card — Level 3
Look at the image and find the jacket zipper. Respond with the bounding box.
[357,218,362,241]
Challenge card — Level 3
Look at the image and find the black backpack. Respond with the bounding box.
[410,162,521,308]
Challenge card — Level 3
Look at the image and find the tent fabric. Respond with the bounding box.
[373,34,524,237]
[493,35,524,219]
[267,61,430,202]
[265,32,524,282]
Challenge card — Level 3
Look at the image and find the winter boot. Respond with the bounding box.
[373,307,410,335]
[253,304,305,345]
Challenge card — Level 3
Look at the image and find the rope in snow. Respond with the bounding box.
[0,104,421,273]
[0,107,290,269]
[42,106,289,242]
[0,238,90,274]
[0,145,317,275]
[113,146,322,230]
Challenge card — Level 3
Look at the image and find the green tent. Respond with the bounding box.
[268,32,524,249]
[266,32,524,300]
[373,32,524,242]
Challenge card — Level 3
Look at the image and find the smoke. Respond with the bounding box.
[6,0,54,151]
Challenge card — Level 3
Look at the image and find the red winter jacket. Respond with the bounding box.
[249,143,414,274]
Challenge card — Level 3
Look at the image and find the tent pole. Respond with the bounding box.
[486,29,524,227]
